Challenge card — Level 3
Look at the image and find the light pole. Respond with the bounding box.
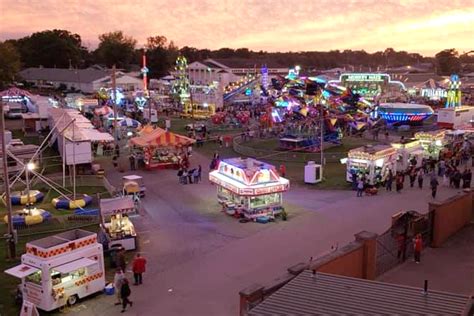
[320,101,325,180]
[0,102,16,258]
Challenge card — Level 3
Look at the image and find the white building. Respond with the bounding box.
[183,59,288,108]
[19,67,143,94]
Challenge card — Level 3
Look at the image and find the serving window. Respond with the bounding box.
[51,268,85,286]
[25,270,42,285]
[250,193,280,208]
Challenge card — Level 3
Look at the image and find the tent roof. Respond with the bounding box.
[49,108,113,142]
[130,127,195,147]
[0,87,33,97]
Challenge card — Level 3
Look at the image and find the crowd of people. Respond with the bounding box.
[355,138,473,198]
[113,253,147,313]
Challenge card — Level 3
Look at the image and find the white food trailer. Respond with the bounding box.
[391,138,424,171]
[437,106,474,129]
[344,145,397,185]
[100,196,137,251]
[5,229,105,311]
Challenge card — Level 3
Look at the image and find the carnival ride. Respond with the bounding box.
[265,67,376,151]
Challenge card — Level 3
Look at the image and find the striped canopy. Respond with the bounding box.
[120,118,141,128]
[130,127,195,147]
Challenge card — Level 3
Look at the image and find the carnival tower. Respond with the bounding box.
[445,74,462,108]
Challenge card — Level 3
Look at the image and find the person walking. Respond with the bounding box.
[120,278,133,312]
[114,269,125,306]
[129,155,135,171]
[417,169,424,189]
[356,178,364,197]
[395,172,404,193]
[464,169,472,188]
[132,253,147,285]
[385,170,393,191]
[117,248,127,273]
[198,165,202,182]
[413,234,423,264]
[409,168,416,188]
[430,176,439,199]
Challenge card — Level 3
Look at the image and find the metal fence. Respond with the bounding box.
[375,211,434,277]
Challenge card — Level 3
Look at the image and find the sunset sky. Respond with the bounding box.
[1,0,473,56]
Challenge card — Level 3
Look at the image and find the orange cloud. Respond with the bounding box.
[1,0,473,55]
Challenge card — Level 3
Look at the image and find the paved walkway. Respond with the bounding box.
[379,224,474,296]
[68,151,470,316]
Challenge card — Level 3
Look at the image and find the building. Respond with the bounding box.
[248,271,472,316]
[19,67,143,94]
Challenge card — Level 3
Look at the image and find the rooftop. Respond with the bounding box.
[223,157,275,171]
[28,229,95,250]
[249,271,472,316]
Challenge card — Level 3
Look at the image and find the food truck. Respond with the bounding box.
[391,138,424,171]
[414,130,446,158]
[209,158,289,220]
[343,145,397,185]
[100,196,137,251]
[5,229,105,311]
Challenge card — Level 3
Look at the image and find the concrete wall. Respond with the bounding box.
[430,190,473,247]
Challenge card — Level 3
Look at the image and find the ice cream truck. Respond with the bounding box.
[5,229,105,311]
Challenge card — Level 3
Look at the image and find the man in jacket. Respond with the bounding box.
[132,253,147,285]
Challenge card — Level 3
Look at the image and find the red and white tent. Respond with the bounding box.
[130,127,195,147]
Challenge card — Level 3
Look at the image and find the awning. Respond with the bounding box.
[100,196,135,216]
[53,258,97,274]
[5,264,40,278]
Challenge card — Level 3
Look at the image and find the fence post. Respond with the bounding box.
[354,231,378,280]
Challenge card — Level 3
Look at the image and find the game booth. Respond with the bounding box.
[129,127,195,170]
[414,130,446,159]
[391,138,424,171]
[181,102,216,119]
[209,158,290,222]
[99,196,137,251]
[4,229,105,311]
[343,145,397,185]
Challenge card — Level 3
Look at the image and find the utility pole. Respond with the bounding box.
[320,102,324,180]
[111,65,119,152]
[0,102,16,258]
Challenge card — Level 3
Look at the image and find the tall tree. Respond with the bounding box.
[94,31,137,69]
[435,49,461,75]
[143,35,178,78]
[12,29,85,68]
[0,41,21,89]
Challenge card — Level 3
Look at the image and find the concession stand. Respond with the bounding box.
[414,130,446,158]
[4,229,105,311]
[129,127,195,170]
[344,145,397,185]
[99,196,137,251]
[209,158,290,220]
[391,138,424,170]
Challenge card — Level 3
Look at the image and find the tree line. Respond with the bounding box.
[1,29,473,89]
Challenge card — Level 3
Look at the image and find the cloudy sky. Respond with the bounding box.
[1,0,473,56]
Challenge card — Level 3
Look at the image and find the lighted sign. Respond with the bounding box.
[342,74,386,82]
